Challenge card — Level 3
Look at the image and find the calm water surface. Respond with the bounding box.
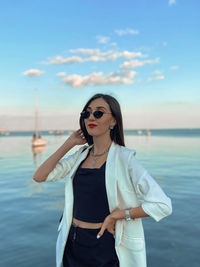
[0,133,200,267]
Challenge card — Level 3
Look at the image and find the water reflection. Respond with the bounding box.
[32,145,46,166]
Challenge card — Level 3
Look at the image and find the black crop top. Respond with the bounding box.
[72,159,110,223]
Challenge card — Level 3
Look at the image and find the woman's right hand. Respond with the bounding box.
[68,129,87,146]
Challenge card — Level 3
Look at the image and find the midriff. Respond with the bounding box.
[72,217,103,229]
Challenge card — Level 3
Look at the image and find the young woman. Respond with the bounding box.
[33,93,172,267]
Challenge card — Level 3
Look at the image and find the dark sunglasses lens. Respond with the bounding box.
[80,111,90,119]
[81,110,104,119]
[94,111,104,118]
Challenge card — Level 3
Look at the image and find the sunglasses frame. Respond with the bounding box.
[80,110,112,119]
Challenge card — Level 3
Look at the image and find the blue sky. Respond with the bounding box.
[0,0,199,130]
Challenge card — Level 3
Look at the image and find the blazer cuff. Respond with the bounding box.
[141,200,172,222]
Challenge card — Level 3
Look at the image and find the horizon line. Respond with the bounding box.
[1,127,200,133]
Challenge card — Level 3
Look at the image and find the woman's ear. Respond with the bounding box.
[111,117,116,127]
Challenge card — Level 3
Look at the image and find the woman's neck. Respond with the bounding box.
[92,135,112,154]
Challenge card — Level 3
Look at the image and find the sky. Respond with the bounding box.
[0,0,199,131]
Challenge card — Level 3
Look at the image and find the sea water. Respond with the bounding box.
[0,130,200,267]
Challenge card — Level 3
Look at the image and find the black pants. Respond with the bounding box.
[63,222,119,267]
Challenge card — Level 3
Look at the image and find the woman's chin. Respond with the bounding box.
[86,128,97,135]
[87,129,100,137]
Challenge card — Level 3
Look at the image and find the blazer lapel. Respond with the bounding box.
[105,142,124,247]
[105,141,118,212]
[69,144,94,181]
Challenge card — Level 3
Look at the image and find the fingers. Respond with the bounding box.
[96,226,115,239]
[96,215,116,239]
[77,129,86,140]
[97,229,115,238]
[80,132,86,140]
[96,224,106,239]
[76,129,82,134]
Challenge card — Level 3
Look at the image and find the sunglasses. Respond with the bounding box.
[80,110,112,119]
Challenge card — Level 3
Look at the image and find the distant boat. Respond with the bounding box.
[0,129,10,135]
[32,134,46,147]
[145,129,151,136]
[137,130,142,135]
[54,130,63,135]
[32,89,46,147]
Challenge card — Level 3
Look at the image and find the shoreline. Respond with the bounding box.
[1,127,200,133]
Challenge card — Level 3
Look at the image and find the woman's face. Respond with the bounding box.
[84,98,116,138]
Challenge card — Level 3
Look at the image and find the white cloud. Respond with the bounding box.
[69,48,100,56]
[120,57,159,69]
[62,71,137,88]
[107,51,144,61]
[111,71,136,79]
[148,75,165,82]
[115,28,139,36]
[152,70,162,75]
[22,69,45,76]
[86,56,107,62]
[121,51,144,59]
[171,65,179,70]
[42,49,146,65]
[71,49,113,62]
[148,69,164,82]
[43,56,83,65]
[99,50,114,57]
[56,72,67,77]
[168,0,176,6]
[155,75,164,80]
[43,54,108,64]
[108,51,144,61]
[96,36,110,44]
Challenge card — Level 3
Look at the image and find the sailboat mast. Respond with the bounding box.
[35,88,39,138]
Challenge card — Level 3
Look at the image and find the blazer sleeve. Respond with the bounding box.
[45,145,87,182]
[128,153,172,222]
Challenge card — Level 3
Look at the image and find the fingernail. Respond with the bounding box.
[96,234,101,239]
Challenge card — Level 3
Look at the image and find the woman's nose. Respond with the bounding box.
[88,114,96,120]
[88,112,96,120]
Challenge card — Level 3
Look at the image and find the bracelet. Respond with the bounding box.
[125,208,134,221]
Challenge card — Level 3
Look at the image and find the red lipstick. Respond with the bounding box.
[88,124,97,128]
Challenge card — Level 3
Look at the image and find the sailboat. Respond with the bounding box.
[32,88,46,147]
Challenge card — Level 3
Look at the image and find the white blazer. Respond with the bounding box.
[45,141,172,267]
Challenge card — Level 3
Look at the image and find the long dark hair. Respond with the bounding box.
[79,93,125,146]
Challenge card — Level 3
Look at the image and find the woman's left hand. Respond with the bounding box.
[96,208,120,238]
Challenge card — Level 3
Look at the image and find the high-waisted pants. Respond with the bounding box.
[62,222,119,267]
